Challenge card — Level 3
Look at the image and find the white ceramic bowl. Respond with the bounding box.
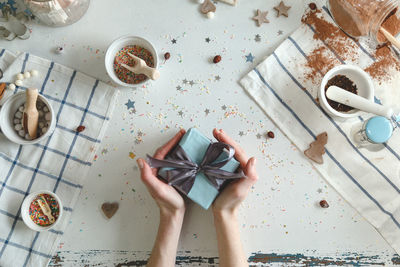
[319,65,374,118]
[21,190,63,232]
[105,35,159,87]
[0,92,56,145]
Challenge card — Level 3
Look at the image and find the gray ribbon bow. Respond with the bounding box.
[147,142,245,193]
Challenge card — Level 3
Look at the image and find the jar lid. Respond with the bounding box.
[366,116,393,143]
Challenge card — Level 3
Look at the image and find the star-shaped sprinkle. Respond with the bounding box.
[215,75,221,81]
[255,34,261,42]
[137,131,143,137]
[189,80,195,86]
[176,85,182,91]
[205,37,211,43]
[125,99,135,110]
[221,105,227,110]
[204,109,210,115]
[256,133,262,139]
[317,188,323,193]
[171,39,177,44]
[183,79,188,84]
[278,30,283,35]
[252,9,269,27]
[178,110,184,117]
[239,131,245,137]
[274,1,291,17]
[245,53,255,63]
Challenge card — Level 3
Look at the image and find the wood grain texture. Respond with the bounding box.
[49,250,400,266]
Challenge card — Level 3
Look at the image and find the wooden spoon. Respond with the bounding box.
[120,52,160,80]
[379,27,400,50]
[23,88,39,139]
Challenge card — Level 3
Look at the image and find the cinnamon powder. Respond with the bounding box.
[377,9,400,43]
[301,6,400,84]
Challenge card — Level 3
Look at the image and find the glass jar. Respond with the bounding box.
[24,0,90,27]
[353,116,394,146]
[327,0,400,44]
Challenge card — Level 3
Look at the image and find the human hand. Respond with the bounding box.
[137,129,186,218]
[212,129,258,217]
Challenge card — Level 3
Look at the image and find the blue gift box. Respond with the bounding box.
[158,128,240,210]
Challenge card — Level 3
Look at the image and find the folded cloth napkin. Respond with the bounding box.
[0,48,118,267]
[240,4,400,254]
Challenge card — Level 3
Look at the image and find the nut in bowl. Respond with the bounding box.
[319,65,374,119]
[105,36,159,87]
[21,190,63,231]
[0,91,56,145]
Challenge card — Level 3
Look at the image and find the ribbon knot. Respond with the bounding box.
[147,142,244,193]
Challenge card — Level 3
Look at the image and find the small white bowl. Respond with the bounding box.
[105,35,159,88]
[21,190,63,232]
[319,65,374,119]
[0,92,56,145]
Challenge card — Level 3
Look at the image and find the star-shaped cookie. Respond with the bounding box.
[274,1,291,17]
[252,9,269,27]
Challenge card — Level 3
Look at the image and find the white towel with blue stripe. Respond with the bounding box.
[240,8,400,254]
[0,48,118,267]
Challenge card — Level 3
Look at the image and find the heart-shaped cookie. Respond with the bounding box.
[201,0,216,14]
[101,202,119,219]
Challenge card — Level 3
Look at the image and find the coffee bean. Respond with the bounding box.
[76,125,86,132]
[309,3,317,10]
[267,131,275,138]
[213,55,221,63]
[319,200,329,208]
[164,52,171,60]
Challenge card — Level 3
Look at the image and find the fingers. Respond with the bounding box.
[243,157,259,186]
[213,128,248,168]
[153,129,186,160]
[137,158,165,193]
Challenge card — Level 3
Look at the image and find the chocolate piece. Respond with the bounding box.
[101,202,119,219]
[252,9,269,27]
[274,1,291,17]
[201,0,216,14]
[304,132,328,164]
[324,75,358,112]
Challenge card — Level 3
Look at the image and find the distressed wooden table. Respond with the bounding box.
[4,0,400,265]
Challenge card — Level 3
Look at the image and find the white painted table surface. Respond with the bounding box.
[4,0,398,265]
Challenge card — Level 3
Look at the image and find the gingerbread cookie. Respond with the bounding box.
[253,9,269,27]
[201,0,216,14]
[304,132,328,164]
[274,1,291,17]
[101,202,119,219]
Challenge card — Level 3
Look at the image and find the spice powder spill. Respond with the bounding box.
[29,193,60,226]
[114,45,154,84]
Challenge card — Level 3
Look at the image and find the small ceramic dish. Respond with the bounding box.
[105,35,159,87]
[21,190,63,232]
[319,65,374,119]
[0,91,56,145]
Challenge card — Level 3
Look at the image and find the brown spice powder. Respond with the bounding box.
[301,9,357,61]
[301,7,400,84]
[305,46,337,83]
[364,44,400,82]
[377,9,400,43]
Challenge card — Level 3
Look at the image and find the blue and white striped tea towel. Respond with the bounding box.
[0,48,118,267]
[240,6,400,253]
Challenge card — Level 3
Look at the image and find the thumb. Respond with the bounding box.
[137,158,160,190]
[243,157,258,186]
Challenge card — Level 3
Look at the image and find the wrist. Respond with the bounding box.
[212,208,238,223]
[160,207,185,222]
